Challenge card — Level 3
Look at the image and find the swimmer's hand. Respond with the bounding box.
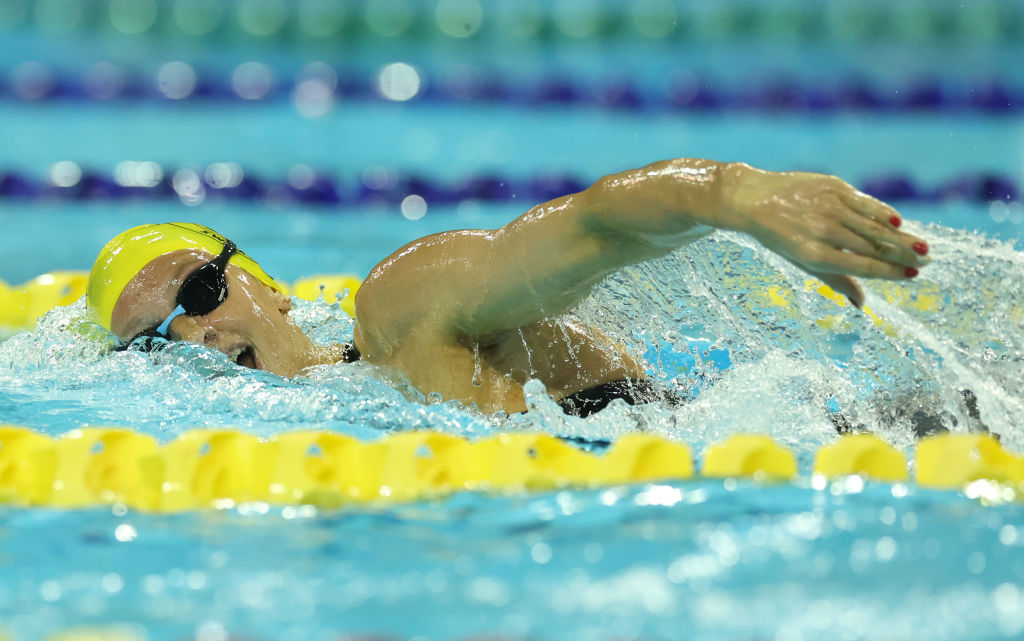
[715,163,930,308]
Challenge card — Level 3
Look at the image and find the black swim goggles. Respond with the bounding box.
[116,239,238,352]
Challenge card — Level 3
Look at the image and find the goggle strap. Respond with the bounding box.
[156,304,186,336]
[115,237,237,351]
[211,240,237,268]
[177,240,237,313]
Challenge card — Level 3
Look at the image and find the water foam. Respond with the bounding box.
[576,221,1023,453]
[0,222,1020,459]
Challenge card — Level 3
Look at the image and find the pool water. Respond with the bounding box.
[2,2,1024,640]
[3,482,1023,641]
[2,212,1022,641]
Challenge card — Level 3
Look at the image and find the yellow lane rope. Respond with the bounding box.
[0,427,1020,511]
[0,271,362,330]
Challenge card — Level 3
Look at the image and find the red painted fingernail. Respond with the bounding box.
[850,299,861,309]
[889,215,902,227]
[912,241,928,255]
[905,267,919,278]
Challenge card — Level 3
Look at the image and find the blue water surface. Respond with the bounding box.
[2,8,1024,641]
[3,481,1023,641]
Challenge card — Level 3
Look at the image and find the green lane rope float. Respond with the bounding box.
[4,0,1022,44]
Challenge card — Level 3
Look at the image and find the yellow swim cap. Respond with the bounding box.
[87,222,283,331]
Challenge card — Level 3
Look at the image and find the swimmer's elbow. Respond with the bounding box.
[580,186,711,258]
[580,161,720,250]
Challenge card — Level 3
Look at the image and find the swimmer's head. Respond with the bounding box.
[87,222,282,331]
[89,222,345,376]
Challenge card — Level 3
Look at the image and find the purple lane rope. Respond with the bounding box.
[0,165,1017,208]
[1,61,1020,114]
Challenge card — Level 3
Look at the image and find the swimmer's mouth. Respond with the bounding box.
[229,345,261,370]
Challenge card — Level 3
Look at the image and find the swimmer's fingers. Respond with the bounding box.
[807,272,864,309]
[836,212,924,267]
[820,224,877,257]
[836,184,901,227]
[796,241,915,281]
[836,187,930,265]
[802,198,920,268]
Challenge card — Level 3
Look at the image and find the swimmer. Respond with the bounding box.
[88,159,930,416]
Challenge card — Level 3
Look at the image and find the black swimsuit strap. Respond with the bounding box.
[557,378,681,418]
[340,342,361,363]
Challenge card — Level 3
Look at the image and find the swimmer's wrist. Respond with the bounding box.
[583,158,751,242]
[709,162,762,233]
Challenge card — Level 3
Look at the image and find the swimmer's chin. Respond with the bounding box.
[231,344,352,378]
[292,343,358,377]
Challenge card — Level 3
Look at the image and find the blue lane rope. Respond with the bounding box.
[0,167,1018,208]
[1,62,1020,114]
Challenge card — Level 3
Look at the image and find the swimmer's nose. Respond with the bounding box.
[168,315,218,348]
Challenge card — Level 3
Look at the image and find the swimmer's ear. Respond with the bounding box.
[270,287,292,314]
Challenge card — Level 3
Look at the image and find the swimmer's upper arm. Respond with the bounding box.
[355,162,719,348]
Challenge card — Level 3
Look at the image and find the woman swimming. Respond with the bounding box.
[87,158,930,416]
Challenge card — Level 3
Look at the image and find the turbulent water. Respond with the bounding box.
[2,221,1024,641]
[1,220,1019,456]
[578,220,1023,454]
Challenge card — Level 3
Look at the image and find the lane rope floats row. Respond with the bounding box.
[0,165,1018,207]
[1,266,980,338]
[0,271,361,330]
[0,427,1021,511]
[3,58,1023,114]
[6,0,1024,44]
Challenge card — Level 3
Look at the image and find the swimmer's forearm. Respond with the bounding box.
[582,157,930,309]
[436,159,745,334]
[581,158,751,252]
[443,159,751,333]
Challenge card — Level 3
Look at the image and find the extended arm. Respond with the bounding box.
[355,159,929,351]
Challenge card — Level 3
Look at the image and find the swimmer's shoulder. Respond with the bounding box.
[353,230,494,358]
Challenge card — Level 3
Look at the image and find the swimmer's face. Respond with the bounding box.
[110,250,319,377]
